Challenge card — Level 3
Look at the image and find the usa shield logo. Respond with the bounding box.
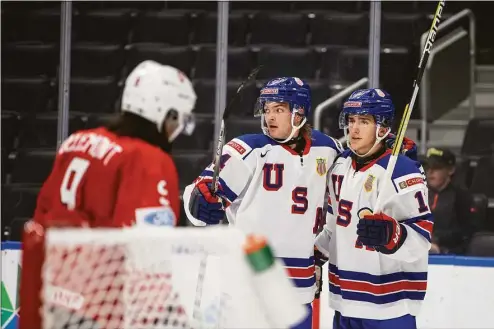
[364,174,375,192]
[316,158,327,176]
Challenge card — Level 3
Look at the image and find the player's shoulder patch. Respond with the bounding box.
[388,155,425,194]
[224,133,274,157]
[310,130,345,153]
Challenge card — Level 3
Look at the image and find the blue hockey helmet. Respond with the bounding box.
[339,88,395,129]
[254,77,312,143]
[254,77,312,118]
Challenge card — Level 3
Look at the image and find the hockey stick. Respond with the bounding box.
[373,0,446,213]
[211,66,262,194]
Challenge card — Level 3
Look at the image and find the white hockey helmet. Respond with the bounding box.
[121,60,197,142]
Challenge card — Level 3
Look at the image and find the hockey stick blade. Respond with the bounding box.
[211,66,262,194]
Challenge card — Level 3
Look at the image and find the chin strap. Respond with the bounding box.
[261,111,307,144]
[345,125,391,158]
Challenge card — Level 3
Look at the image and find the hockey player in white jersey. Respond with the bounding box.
[183,77,343,329]
[314,88,433,329]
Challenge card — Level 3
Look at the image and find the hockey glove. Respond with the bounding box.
[314,246,328,297]
[356,213,408,254]
[385,133,418,161]
[188,177,227,225]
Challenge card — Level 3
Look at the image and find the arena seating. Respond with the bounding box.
[1,0,493,235]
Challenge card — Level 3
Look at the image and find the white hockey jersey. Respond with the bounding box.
[315,149,433,320]
[183,130,343,304]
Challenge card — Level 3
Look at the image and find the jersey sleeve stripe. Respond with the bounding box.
[199,169,239,202]
[402,214,434,242]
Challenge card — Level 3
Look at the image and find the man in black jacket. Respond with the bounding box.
[425,148,478,254]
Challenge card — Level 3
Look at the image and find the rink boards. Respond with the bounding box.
[2,242,494,329]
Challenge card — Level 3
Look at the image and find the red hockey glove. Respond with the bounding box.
[357,213,407,254]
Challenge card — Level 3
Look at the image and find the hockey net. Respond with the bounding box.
[22,226,305,329]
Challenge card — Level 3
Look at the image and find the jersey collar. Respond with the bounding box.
[281,133,311,156]
[351,148,392,172]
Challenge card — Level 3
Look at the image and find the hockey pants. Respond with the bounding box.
[291,303,313,329]
[333,311,416,329]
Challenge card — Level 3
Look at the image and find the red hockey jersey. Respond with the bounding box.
[19,127,181,329]
[34,126,180,227]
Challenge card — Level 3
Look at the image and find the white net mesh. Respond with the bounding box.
[40,226,305,329]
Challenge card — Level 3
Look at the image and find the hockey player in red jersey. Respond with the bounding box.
[19,61,197,329]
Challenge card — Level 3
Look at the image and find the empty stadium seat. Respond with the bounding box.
[173,114,215,151]
[1,1,60,11]
[364,1,419,13]
[471,193,488,231]
[452,158,473,188]
[460,118,494,158]
[318,47,412,120]
[18,112,88,149]
[194,46,253,79]
[292,1,359,12]
[256,47,317,79]
[193,11,248,46]
[74,9,134,44]
[9,149,56,185]
[2,8,60,43]
[310,12,368,47]
[470,156,494,198]
[166,1,217,11]
[466,232,494,257]
[2,42,59,77]
[125,43,194,76]
[249,12,308,46]
[71,43,126,78]
[304,80,332,109]
[172,152,211,189]
[193,79,258,116]
[2,185,40,223]
[381,13,428,47]
[319,47,367,82]
[132,10,190,45]
[1,111,22,153]
[230,1,294,12]
[1,77,52,113]
[84,113,115,129]
[225,118,260,141]
[69,77,120,113]
[84,1,165,11]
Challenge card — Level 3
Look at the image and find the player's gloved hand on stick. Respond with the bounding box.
[356,213,407,254]
[314,246,328,297]
[385,133,418,161]
[188,177,227,225]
